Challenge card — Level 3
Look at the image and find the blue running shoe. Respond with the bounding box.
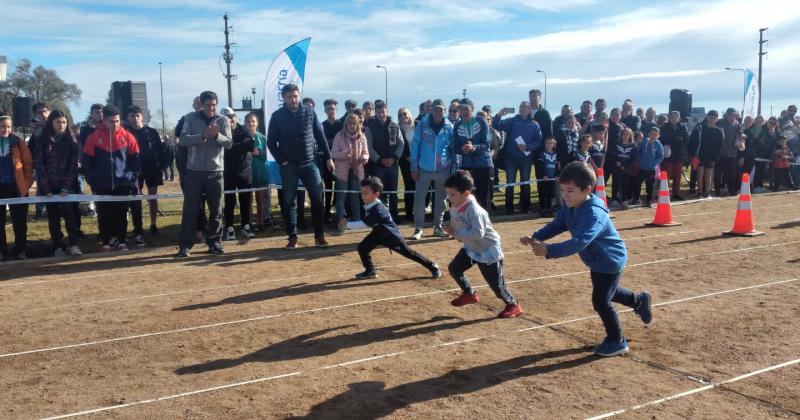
[634,292,653,325]
[594,337,629,357]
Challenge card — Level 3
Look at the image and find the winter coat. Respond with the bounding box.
[493,115,543,160]
[454,117,493,169]
[411,115,455,173]
[35,132,80,195]
[659,122,689,162]
[82,125,141,191]
[0,133,34,196]
[267,105,329,165]
[179,111,233,172]
[331,130,369,181]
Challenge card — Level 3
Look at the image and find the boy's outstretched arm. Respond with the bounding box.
[542,212,604,259]
[530,207,567,242]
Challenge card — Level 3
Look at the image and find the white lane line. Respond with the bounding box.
[4,214,798,316]
[40,371,304,420]
[5,198,796,289]
[42,275,800,419]
[322,351,407,369]
[585,357,800,420]
[3,239,798,359]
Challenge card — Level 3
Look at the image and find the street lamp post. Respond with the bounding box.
[376,65,388,105]
[536,69,547,110]
[725,67,746,115]
[158,62,166,138]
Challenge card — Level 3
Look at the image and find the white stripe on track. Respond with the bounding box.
[40,371,303,420]
[3,239,798,360]
[4,214,798,317]
[41,276,800,419]
[4,198,796,289]
[585,357,800,420]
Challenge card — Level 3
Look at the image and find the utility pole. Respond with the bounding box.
[158,62,166,138]
[223,13,236,108]
[758,27,768,116]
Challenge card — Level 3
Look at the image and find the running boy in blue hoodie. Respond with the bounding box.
[355,177,441,280]
[521,161,652,356]
[443,170,522,318]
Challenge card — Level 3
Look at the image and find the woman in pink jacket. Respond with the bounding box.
[331,113,369,233]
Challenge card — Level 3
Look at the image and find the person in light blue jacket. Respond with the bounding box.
[637,126,665,207]
[409,99,455,240]
[523,161,652,357]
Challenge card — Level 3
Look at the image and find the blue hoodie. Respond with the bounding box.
[637,139,664,171]
[532,195,627,273]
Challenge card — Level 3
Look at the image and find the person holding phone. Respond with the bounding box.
[175,91,232,257]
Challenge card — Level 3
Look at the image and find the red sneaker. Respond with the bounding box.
[451,292,479,307]
[498,303,522,318]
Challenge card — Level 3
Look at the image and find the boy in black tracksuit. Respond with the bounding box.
[355,177,441,280]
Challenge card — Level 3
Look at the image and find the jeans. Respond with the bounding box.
[504,156,532,214]
[611,168,630,202]
[334,171,361,223]
[590,271,638,342]
[46,202,79,247]
[370,162,400,220]
[715,157,738,193]
[357,230,435,272]
[178,170,223,248]
[414,170,448,229]
[448,248,516,305]
[280,161,325,237]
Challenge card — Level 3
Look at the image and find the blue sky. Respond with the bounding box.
[5,0,800,126]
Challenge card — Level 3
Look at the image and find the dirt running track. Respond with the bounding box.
[1,192,799,419]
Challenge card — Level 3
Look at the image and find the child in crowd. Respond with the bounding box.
[443,170,522,318]
[613,128,635,209]
[538,136,559,217]
[355,177,441,280]
[629,131,644,204]
[573,134,596,170]
[637,127,665,207]
[771,135,796,191]
[332,113,369,234]
[522,161,652,356]
[590,124,607,169]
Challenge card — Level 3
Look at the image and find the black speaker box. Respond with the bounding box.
[669,89,692,122]
[12,96,32,127]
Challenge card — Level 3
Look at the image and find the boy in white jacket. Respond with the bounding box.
[443,170,522,318]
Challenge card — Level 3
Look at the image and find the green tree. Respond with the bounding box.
[0,58,82,123]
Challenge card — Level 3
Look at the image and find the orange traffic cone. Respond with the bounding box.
[646,170,681,227]
[595,167,608,208]
[723,173,764,237]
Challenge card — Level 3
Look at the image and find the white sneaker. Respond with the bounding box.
[241,224,255,239]
[69,246,83,256]
[224,226,236,241]
[411,228,423,240]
